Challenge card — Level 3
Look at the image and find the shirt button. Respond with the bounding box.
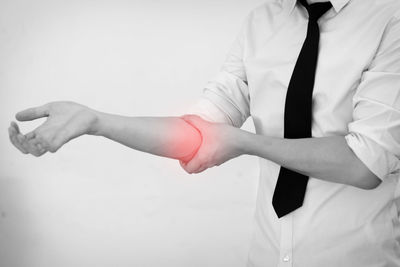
[283,255,291,262]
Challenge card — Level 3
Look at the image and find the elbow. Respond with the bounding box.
[353,167,381,190]
[175,118,202,162]
[345,142,382,190]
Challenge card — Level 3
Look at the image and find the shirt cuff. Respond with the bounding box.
[186,97,233,124]
[197,70,249,127]
[345,132,400,180]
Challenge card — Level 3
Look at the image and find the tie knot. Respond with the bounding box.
[298,0,332,21]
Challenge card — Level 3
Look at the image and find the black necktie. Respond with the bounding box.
[272,0,332,218]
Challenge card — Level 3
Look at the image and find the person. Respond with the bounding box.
[8,0,400,266]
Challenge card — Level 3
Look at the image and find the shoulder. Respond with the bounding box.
[370,0,400,32]
[249,0,288,16]
[243,0,290,25]
[351,0,400,19]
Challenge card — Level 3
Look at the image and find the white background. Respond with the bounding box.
[0,0,265,266]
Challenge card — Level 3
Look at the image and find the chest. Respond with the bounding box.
[243,7,385,136]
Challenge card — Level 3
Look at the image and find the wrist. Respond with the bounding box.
[236,129,264,156]
[86,109,103,136]
[230,127,253,156]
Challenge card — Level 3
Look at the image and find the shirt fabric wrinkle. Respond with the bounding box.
[188,0,400,266]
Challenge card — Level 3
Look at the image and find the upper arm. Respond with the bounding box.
[345,12,400,182]
[188,12,253,127]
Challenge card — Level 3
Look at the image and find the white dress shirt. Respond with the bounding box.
[188,0,400,266]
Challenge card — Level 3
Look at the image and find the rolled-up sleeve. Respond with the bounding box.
[345,13,400,180]
[187,13,251,128]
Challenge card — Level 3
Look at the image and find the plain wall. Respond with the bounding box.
[0,0,265,266]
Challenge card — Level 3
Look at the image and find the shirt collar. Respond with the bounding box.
[287,0,351,13]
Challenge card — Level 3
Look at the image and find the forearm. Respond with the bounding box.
[91,112,202,161]
[238,130,380,189]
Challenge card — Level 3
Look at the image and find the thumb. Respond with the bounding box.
[16,104,49,121]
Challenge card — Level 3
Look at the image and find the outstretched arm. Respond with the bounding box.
[8,101,202,162]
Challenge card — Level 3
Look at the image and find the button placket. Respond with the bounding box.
[278,214,293,267]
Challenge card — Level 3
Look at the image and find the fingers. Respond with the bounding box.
[185,160,204,174]
[25,137,46,156]
[16,131,32,153]
[8,124,28,154]
[180,114,206,130]
[23,128,36,139]
[190,164,208,174]
[8,122,47,157]
[179,115,210,174]
[179,156,208,174]
[180,160,199,174]
[30,141,47,157]
[15,104,49,121]
[10,122,34,154]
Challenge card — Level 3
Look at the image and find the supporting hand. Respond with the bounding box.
[179,115,244,174]
[8,101,98,156]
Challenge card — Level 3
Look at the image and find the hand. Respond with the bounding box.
[179,115,244,174]
[8,101,98,156]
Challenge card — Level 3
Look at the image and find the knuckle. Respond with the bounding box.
[197,155,207,165]
[48,145,58,153]
[186,166,195,174]
[191,165,202,174]
[40,140,54,153]
[53,143,61,152]
[195,164,207,173]
[41,134,54,145]
[35,132,45,142]
[35,152,44,157]
[40,142,50,151]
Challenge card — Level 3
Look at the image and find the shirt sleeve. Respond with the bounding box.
[345,13,400,180]
[187,13,252,128]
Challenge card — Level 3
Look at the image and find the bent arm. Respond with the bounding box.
[179,115,380,190]
[238,131,381,189]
